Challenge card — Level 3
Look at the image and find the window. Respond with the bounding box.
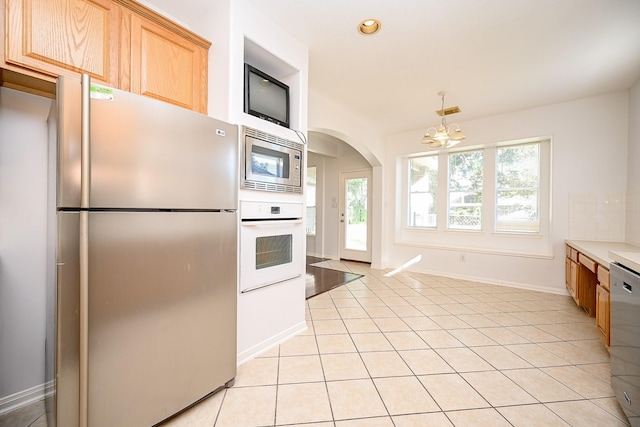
[448,150,483,230]
[496,143,540,233]
[306,166,316,236]
[408,155,438,227]
[401,138,550,256]
[406,140,547,234]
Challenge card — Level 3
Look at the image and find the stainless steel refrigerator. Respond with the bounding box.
[47,75,238,427]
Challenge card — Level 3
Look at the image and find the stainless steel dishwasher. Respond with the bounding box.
[611,262,640,427]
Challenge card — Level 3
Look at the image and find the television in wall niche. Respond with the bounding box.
[244,63,290,128]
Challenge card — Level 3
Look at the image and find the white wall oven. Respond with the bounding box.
[240,201,304,293]
[242,126,303,194]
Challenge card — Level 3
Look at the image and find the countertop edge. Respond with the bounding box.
[565,240,640,270]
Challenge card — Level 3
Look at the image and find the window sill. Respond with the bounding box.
[491,231,542,239]
[404,227,543,239]
[395,239,554,259]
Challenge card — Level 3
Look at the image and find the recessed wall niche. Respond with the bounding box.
[243,37,300,132]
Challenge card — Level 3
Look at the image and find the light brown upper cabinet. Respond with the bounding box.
[3,0,210,113]
[5,0,120,86]
[118,4,209,113]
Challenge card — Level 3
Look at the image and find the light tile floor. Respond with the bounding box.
[160,260,630,427]
[2,261,630,427]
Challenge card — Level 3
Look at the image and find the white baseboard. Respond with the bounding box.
[0,380,54,416]
[407,265,568,296]
[237,320,307,366]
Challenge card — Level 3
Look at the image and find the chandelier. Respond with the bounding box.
[421,91,466,148]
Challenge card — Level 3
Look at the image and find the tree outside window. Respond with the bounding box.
[448,150,483,230]
[345,177,368,251]
[404,138,548,246]
[346,178,367,224]
[496,143,540,232]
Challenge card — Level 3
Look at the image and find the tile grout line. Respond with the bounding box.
[307,297,337,426]
[215,261,624,426]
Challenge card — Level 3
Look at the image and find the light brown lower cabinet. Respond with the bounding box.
[565,244,611,350]
[596,265,610,349]
[578,254,597,317]
[565,245,580,304]
[596,284,610,348]
[566,257,579,303]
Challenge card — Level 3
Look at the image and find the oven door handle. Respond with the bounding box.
[241,219,303,226]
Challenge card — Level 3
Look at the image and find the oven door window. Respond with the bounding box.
[256,234,292,269]
[251,145,290,179]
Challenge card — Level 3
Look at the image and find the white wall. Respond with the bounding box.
[191,0,309,363]
[308,89,385,168]
[627,77,640,245]
[197,0,233,123]
[308,89,386,267]
[383,91,630,293]
[192,0,308,139]
[0,88,52,404]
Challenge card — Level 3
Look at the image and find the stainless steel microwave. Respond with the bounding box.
[242,126,303,193]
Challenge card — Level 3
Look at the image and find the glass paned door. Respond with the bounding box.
[339,170,372,262]
[345,177,367,250]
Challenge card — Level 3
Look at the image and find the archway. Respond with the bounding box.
[305,130,383,268]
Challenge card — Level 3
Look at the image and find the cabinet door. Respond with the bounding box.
[596,284,610,347]
[5,0,119,85]
[597,265,610,290]
[569,259,579,304]
[125,13,208,113]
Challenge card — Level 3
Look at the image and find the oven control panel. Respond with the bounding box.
[240,201,303,220]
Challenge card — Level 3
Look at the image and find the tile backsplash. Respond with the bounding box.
[627,189,640,245]
[568,193,626,241]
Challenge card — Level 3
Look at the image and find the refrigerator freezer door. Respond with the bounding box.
[56,212,81,427]
[56,211,237,427]
[57,76,238,210]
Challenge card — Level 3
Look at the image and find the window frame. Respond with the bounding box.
[494,142,541,234]
[306,165,317,236]
[447,149,484,231]
[399,137,552,257]
[408,154,439,229]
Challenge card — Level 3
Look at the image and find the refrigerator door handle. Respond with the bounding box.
[79,73,91,427]
[80,74,91,209]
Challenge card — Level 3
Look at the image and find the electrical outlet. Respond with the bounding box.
[459,254,465,262]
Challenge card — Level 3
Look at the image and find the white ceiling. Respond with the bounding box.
[144,0,640,135]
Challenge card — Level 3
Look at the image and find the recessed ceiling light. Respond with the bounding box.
[358,18,381,36]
